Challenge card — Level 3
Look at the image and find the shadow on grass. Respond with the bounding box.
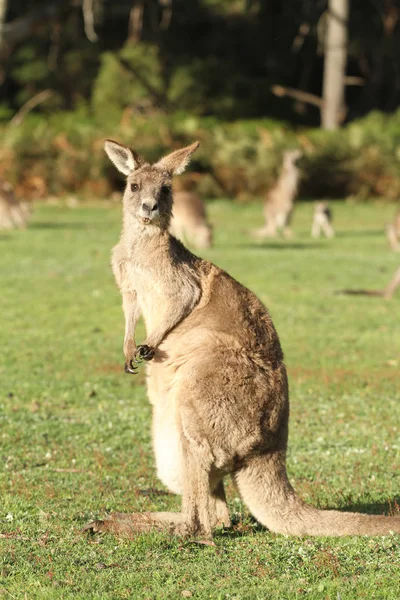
[232,242,326,251]
[336,229,383,238]
[337,500,400,516]
[137,488,171,497]
[30,221,88,230]
[334,289,384,297]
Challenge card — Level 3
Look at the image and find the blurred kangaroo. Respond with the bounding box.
[311,201,334,238]
[253,149,302,238]
[84,140,400,540]
[0,179,31,230]
[386,210,400,251]
[170,189,213,249]
[384,265,400,298]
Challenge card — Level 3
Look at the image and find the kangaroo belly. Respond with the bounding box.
[152,408,183,495]
[147,369,184,495]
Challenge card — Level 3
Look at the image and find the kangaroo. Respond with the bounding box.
[169,189,213,249]
[386,210,400,251]
[384,265,400,299]
[0,179,31,230]
[311,201,335,238]
[84,140,400,540]
[252,149,302,239]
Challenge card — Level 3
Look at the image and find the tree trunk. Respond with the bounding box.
[0,0,8,47]
[322,0,349,130]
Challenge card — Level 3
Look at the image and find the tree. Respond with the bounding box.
[322,0,349,130]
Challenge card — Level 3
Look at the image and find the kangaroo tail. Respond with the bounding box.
[235,452,400,536]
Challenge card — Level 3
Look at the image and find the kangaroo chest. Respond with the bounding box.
[124,258,200,335]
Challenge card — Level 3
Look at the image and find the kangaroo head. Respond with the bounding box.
[104,140,200,232]
[283,149,302,168]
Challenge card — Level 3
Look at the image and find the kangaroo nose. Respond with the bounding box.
[142,202,158,213]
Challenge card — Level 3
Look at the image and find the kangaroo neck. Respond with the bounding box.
[121,214,170,261]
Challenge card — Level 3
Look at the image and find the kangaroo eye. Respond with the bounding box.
[161,185,171,195]
[131,183,139,192]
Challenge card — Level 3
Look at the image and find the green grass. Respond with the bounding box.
[1,200,399,599]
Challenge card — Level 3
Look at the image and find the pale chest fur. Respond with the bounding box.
[278,166,299,199]
[113,242,201,336]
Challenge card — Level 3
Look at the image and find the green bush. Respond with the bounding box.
[1,109,400,202]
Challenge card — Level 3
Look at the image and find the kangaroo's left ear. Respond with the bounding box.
[155,141,200,175]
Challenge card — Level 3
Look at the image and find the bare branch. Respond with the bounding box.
[271,85,323,109]
[82,0,98,42]
[9,89,54,127]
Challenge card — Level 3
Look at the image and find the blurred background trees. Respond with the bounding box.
[0,0,399,201]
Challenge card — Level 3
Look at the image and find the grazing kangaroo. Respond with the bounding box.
[84,140,400,539]
[170,189,213,249]
[311,201,335,238]
[0,179,30,230]
[386,210,400,251]
[252,149,302,239]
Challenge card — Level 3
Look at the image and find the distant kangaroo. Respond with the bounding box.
[170,189,213,249]
[386,210,400,251]
[253,149,302,239]
[384,265,400,298]
[84,140,400,539]
[0,179,30,230]
[311,201,335,238]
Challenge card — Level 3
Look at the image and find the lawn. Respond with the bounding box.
[0,199,399,599]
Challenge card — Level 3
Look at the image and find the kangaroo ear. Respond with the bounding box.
[104,140,144,175]
[156,141,200,175]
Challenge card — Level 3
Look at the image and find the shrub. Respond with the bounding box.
[0,109,399,203]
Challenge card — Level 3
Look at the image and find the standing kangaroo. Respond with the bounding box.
[0,179,30,230]
[84,140,400,539]
[169,189,213,249]
[386,210,400,251]
[311,201,335,238]
[252,149,302,239]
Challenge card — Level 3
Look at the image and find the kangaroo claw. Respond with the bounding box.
[124,360,138,374]
[136,345,155,362]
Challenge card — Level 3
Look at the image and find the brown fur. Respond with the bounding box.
[84,140,400,540]
[0,179,31,230]
[386,210,400,251]
[252,150,302,239]
[170,189,213,249]
[311,201,335,238]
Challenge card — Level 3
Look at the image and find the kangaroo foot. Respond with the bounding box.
[82,511,190,538]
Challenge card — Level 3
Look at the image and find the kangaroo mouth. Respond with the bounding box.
[141,217,151,224]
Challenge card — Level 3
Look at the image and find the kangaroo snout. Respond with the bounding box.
[140,200,160,224]
[142,201,159,214]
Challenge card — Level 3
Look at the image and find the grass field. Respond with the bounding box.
[1,200,399,599]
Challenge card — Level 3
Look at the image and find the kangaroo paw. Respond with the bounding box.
[135,345,155,362]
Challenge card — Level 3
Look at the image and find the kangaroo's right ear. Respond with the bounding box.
[104,140,144,175]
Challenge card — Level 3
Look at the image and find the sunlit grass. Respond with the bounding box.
[0,200,399,599]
